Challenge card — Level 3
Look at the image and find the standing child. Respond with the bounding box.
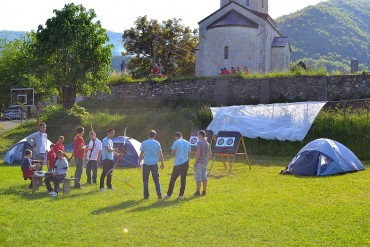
[193,130,212,196]
[21,149,39,189]
[45,150,69,197]
[47,144,56,172]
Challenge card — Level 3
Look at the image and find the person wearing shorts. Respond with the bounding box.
[193,130,212,196]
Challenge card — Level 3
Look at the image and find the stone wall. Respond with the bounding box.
[93,75,370,106]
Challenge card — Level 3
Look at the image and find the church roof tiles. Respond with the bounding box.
[207,10,259,30]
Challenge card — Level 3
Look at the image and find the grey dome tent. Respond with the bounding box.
[4,138,53,165]
[284,138,365,176]
[112,136,141,168]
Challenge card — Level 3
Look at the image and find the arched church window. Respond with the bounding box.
[246,0,250,6]
[224,46,229,59]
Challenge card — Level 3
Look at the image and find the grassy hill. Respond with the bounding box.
[277,0,370,72]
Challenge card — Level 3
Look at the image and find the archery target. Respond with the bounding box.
[190,136,199,146]
[216,137,235,147]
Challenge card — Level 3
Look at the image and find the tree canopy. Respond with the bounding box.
[33,3,113,109]
[123,16,198,78]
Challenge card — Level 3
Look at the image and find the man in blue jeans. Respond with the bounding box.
[100,128,117,191]
[164,132,191,199]
[138,130,165,200]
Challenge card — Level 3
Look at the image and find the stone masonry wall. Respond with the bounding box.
[92,75,370,105]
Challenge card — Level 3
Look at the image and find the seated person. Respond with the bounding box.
[21,149,40,189]
[45,150,69,197]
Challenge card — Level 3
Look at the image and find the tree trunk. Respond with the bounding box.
[35,101,41,129]
[61,86,77,110]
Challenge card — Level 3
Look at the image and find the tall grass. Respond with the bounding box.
[107,68,330,84]
[246,108,370,160]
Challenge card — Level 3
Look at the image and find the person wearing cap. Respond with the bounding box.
[164,132,191,199]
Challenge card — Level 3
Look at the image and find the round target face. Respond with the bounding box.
[226,139,234,146]
[190,137,198,144]
[217,138,224,146]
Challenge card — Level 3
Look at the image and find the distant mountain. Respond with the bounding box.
[276,0,370,72]
[0,30,124,56]
[106,30,124,56]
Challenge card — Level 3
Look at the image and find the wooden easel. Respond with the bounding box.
[209,137,250,174]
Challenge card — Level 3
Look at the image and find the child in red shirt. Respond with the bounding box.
[47,144,56,172]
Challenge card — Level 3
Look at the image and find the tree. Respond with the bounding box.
[33,3,112,109]
[123,16,198,78]
[0,37,31,110]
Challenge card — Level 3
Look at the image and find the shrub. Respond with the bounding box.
[41,104,89,127]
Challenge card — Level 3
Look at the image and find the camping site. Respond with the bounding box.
[0,103,369,247]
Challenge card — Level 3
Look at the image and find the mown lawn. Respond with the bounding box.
[0,155,368,247]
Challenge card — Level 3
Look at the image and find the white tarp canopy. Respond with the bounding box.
[207,102,327,141]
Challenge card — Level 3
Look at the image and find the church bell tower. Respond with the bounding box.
[220,0,268,15]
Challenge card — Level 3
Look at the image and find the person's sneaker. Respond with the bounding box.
[201,191,206,196]
[100,188,106,192]
[51,192,58,197]
[48,191,54,195]
[163,195,171,199]
[108,187,116,190]
[178,195,184,199]
[193,191,201,197]
[143,197,149,200]
[158,194,162,200]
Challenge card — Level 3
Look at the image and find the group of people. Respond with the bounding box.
[21,123,212,199]
[220,66,249,75]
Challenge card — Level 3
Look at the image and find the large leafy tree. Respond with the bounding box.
[123,16,198,78]
[0,37,33,110]
[33,3,112,109]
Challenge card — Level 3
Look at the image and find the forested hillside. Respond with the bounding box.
[277,0,370,72]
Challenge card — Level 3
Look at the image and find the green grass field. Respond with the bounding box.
[0,155,369,247]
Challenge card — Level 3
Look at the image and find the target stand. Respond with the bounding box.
[189,129,215,155]
[209,131,250,174]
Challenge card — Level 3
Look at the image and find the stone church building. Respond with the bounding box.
[195,0,291,76]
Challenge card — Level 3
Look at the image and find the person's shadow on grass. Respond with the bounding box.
[128,196,199,213]
[91,199,142,215]
[0,184,46,200]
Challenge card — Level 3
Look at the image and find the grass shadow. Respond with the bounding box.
[128,196,198,213]
[0,184,101,200]
[91,199,142,215]
[0,184,49,200]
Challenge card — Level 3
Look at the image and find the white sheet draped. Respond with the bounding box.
[207,102,327,141]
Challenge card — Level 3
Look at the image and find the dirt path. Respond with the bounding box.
[0,121,20,135]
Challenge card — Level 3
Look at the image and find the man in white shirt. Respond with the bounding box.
[85,131,102,184]
[26,123,48,171]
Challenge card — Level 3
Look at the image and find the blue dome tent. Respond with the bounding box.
[284,138,365,176]
[4,138,53,165]
[112,136,141,168]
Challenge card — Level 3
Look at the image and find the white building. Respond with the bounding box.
[195,0,291,76]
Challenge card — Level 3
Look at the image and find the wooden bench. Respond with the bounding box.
[61,178,78,194]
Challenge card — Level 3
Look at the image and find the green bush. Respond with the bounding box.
[41,104,88,126]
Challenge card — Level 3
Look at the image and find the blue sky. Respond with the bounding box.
[0,0,325,32]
